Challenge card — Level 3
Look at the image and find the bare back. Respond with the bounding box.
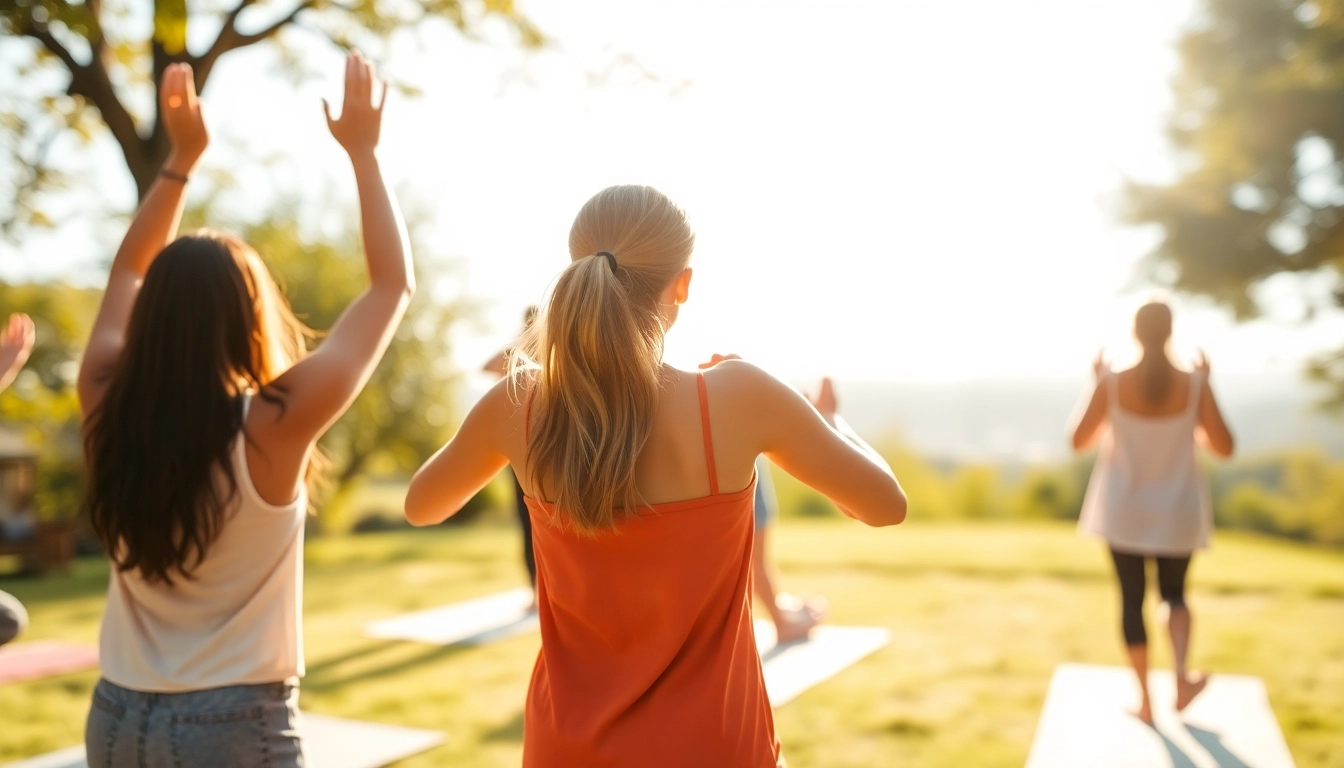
[407,359,905,528]
[1113,367,1193,417]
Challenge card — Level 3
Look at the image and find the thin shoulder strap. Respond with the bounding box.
[696,372,720,496]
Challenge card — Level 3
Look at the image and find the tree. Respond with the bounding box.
[1,0,542,233]
[1,202,471,524]
[1125,0,1344,403]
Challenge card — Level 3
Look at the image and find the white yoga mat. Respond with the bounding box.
[753,619,890,707]
[1026,663,1296,768]
[364,587,539,647]
[365,590,890,707]
[2,714,445,768]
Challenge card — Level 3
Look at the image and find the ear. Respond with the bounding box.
[673,267,693,305]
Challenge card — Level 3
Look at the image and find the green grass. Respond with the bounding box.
[2,520,1342,767]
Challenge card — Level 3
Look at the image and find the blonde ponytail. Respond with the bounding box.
[513,186,695,530]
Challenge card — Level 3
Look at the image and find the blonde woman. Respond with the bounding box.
[1072,301,1234,724]
[407,185,907,766]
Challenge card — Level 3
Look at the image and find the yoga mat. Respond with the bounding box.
[752,619,890,707]
[366,591,890,706]
[1026,663,1296,768]
[2,714,445,768]
[0,641,99,685]
[364,588,538,647]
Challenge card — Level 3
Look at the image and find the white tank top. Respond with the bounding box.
[98,395,307,692]
[1078,371,1211,555]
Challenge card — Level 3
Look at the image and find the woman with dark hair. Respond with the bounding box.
[406,185,907,766]
[1071,300,1234,725]
[79,53,412,766]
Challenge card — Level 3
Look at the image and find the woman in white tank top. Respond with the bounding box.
[78,53,413,767]
[1071,301,1234,726]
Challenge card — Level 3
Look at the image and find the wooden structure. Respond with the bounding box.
[0,428,75,574]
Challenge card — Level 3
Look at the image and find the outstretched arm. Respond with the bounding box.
[0,314,36,393]
[707,359,905,527]
[1070,351,1110,451]
[1194,352,1234,457]
[252,51,415,447]
[78,63,208,417]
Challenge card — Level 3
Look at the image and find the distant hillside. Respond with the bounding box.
[460,370,1344,464]
[825,372,1344,463]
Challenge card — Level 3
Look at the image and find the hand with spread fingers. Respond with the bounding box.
[0,313,35,392]
[1092,349,1110,380]
[808,377,838,425]
[159,62,209,177]
[1193,349,1211,377]
[324,51,388,158]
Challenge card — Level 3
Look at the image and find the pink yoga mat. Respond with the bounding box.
[0,640,99,685]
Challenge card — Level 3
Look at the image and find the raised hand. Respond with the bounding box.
[159,62,208,174]
[808,377,838,424]
[1193,349,1211,377]
[1092,349,1110,380]
[0,313,36,392]
[324,51,387,158]
[698,353,742,370]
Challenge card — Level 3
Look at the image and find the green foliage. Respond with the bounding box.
[5,522,1344,767]
[0,0,543,230]
[0,281,100,521]
[1,203,472,528]
[769,435,1340,546]
[1125,0,1344,402]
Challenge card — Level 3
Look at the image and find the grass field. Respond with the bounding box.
[2,519,1342,767]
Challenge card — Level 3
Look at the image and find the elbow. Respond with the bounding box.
[860,481,907,527]
[1218,435,1235,459]
[403,477,455,527]
[1070,428,1089,453]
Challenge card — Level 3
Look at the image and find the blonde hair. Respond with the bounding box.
[511,185,695,530]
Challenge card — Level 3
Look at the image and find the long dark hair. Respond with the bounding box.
[1134,301,1174,405]
[85,231,312,584]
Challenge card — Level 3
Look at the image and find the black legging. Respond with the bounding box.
[512,470,537,588]
[1109,548,1191,646]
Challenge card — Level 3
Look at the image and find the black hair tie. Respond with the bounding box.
[595,251,618,273]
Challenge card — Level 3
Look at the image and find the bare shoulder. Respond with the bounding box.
[699,359,791,402]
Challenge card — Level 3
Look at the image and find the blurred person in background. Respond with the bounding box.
[1071,300,1235,724]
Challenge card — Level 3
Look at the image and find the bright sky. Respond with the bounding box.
[6,0,1343,384]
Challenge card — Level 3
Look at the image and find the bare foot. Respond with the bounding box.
[1175,672,1208,712]
[774,607,821,644]
[1129,699,1153,726]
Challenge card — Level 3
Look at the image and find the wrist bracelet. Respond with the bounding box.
[159,168,190,184]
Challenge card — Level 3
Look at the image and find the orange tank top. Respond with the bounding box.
[521,373,783,767]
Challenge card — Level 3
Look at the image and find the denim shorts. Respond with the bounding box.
[85,677,304,768]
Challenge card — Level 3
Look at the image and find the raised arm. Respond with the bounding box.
[720,360,906,527]
[0,314,36,393]
[1193,351,1234,457]
[78,64,207,417]
[252,51,415,447]
[1070,351,1110,451]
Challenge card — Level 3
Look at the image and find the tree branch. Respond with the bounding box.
[22,25,84,75]
[197,0,320,84]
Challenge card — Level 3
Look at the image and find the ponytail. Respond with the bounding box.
[1133,300,1174,405]
[512,185,695,530]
